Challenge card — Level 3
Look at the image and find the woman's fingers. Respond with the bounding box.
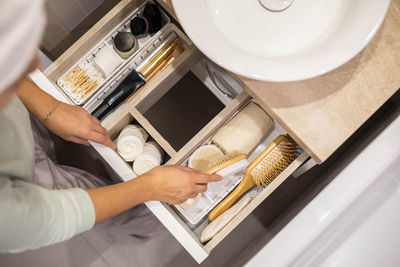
[87,129,115,149]
[88,116,115,149]
[195,184,208,193]
[194,173,222,184]
[68,136,90,146]
[187,192,198,198]
[90,117,111,141]
[90,116,107,134]
[91,119,116,149]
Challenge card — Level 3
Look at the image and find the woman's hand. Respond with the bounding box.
[46,102,115,149]
[17,78,115,149]
[143,165,222,204]
[86,165,222,224]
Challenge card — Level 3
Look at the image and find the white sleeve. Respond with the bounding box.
[0,176,95,252]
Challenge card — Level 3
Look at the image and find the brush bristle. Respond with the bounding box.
[251,139,296,187]
[188,145,224,172]
[207,151,245,170]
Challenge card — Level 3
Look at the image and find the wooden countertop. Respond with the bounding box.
[164,0,400,163]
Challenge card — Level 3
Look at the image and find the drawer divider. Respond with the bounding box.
[133,45,201,111]
[130,108,177,157]
[167,91,251,165]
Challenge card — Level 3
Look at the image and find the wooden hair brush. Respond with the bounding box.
[204,151,247,174]
[208,135,296,221]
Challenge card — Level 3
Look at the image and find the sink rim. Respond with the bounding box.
[172,0,391,82]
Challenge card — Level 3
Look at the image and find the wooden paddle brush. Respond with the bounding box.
[208,135,296,221]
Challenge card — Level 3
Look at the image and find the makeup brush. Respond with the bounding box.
[122,40,184,103]
[139,37,181,79]
[145,44,185,80]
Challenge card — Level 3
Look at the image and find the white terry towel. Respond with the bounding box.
[211,102,273,154]
[117,125,148,162]
[133,141,164,175]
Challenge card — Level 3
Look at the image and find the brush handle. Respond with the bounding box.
[208,174,255,221]
[208,135,292,221]
[205,153,247,174]
[139,37,181,80]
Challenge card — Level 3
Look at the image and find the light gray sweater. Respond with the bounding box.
[0,96,95,252]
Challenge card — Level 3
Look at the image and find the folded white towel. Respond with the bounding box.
[117,125,148,162]
[133,141,164,175]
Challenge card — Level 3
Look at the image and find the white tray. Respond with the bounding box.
[83,23,192,114]
[57,0,170,105]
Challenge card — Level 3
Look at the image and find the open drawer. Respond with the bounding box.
[38,0,310,264]
[146,98,309,263]
[96,89,309,263]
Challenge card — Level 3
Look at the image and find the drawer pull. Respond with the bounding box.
[206,62,237,99]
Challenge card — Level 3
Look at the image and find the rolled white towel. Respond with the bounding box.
[133,141,164,175]
[117,125,148,162]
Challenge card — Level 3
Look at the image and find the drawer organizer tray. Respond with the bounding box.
[173,100,303,228]
[84,23,191,114]
[56,0,170,106]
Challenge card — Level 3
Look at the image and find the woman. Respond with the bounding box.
[0,0,221,253]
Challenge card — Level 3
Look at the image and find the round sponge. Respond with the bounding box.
[143,3,162,33]
[130,16,147,36]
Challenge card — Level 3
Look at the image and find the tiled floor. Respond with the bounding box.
[43,0,122,60]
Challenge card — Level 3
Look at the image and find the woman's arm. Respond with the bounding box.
[0,166,221,252]
[17,77,115,148]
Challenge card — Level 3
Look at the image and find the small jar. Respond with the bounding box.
[113,32,138,59]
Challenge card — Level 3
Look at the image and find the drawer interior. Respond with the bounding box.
[89,85,309,257]
[102,79,308,254]
[159,100,307,249]
[107,111,171,164]
[102,74,246,174]
[152,100,309,254]
[139,71,225,151]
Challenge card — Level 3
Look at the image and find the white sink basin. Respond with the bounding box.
[172,0,390,82]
